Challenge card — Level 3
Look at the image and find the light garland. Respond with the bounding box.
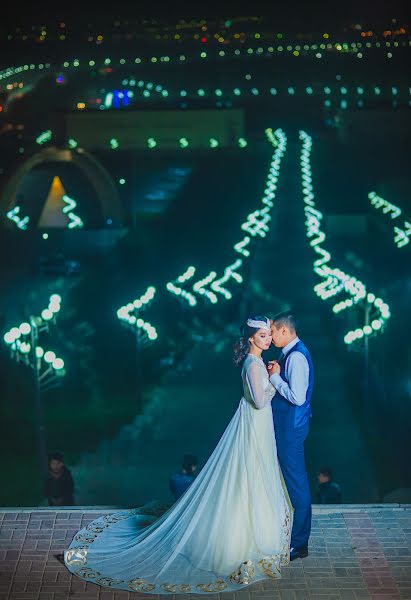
[3,294,65,375]
[239,127,286,244]
[90,135,250,150]
[234,236,251,257]
[166,266,198,307]
[0,31,409,92]
[241,210,271,238]
[3,52,410,108]
[394,223,411,248]
[36,130,52,145]
[368,191,401,219]
[117,286,158,341]
[192,271,218,304]
[368,191,410,248]
[167,128,287,309]
[77,83,411,111]
[6,206,30,230]
[110,126,282,323]
[299,130,391,345]
[210,259,243,300]
[62,194,84,229]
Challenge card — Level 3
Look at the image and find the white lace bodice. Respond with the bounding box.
[241,354,276,409]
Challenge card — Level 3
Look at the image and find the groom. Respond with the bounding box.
[267,311,313,561]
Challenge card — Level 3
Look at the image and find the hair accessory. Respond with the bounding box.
[246,318,270,331]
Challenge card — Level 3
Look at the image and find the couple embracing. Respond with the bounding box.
[65,312,313,594]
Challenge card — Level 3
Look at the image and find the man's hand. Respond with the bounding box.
[267,360,281,376]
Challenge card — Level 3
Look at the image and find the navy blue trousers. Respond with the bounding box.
[274,421,311,549]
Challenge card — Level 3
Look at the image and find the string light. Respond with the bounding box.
[299,130,391,345]
[193,271,218,304]
[368,191,401,219]
[3,294,65,376]
[210,259,243,300]
[166,267,197,306]
[62,195,84,229]
[36,130,52,145]
[117,287,158,341]
[168,128,287,309]
[394,224,411,248]
[6,206,30,230]
[368,191,410,248]
[234,236,251,257]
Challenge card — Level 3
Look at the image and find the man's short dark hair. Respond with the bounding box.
[271,311,298,333]
[48,452,64,464]
[318,467,333,480]
[182,454,197,470]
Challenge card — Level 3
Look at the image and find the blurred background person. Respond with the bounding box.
[44,452,75,506]
[169,454,198,502]
[316,467,342,504]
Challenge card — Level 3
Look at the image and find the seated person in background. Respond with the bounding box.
[316,467,342,504]
[169,454,198,502]
[44,452,75,506]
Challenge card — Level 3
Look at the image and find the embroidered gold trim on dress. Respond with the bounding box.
[96,577,125,587]
[161,583,192,593]
[76,567,101,579]
[65,501,292,593]
[64,546,88,567]
[129,578,156,592]
[229,560,255,585]
[196,579,228,593]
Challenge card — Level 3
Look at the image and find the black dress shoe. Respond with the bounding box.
[54,553,65,565]
[290,546,309,561]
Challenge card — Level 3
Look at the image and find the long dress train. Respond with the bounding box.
[64,354,293,594]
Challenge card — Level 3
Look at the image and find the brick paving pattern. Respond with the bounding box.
[0,506,410,600]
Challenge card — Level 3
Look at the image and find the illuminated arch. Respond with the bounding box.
[0,146,124,227]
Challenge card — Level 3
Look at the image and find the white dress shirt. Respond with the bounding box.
[270,337,310,406]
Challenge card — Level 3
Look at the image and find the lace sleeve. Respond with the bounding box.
[245,360,269,410]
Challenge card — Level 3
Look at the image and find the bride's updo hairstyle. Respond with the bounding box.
[233,315,271,367]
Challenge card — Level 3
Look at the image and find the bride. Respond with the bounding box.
[64,316,293,594]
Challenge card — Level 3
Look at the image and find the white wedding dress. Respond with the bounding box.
[64,354,293,594]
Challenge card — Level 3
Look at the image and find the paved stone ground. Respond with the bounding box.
[1,505,410,600]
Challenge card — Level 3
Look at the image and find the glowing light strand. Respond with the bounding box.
[117,287,158,341]
[166,266,198,307]
[368,191,410,248]
[123,128,286,333]
[234,236,251,257]
[368,191,401,219]
[6,206,30,230]
[192,271,218,304]
[299,130,391,345]
[62,195,84,229]
[394,223,411,248]
[3,294,65,375]
[168,128,287,307]
[211,259,243,300]
[36,130,52,145]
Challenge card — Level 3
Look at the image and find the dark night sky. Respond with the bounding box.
[3,0,409,29]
